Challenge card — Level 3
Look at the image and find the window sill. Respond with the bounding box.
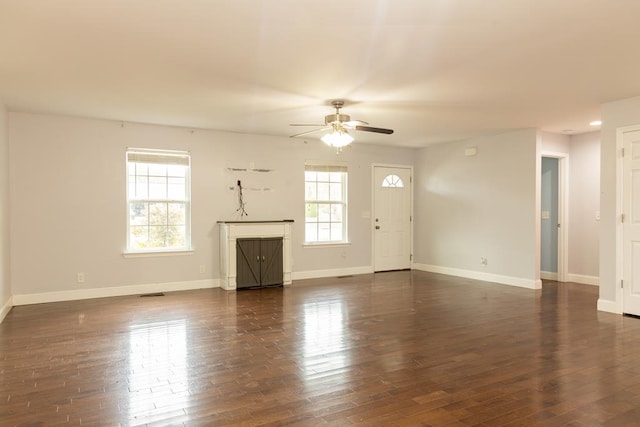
[303,242,351,248]
[122,249,194,258]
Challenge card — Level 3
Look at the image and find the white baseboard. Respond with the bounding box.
[12,279,219,306]
[413,263,542,290]
[597,298,622,314]
[567,274,599,286]
[0,295,12,323]
[292,266,373,281]
[541,271,558,281]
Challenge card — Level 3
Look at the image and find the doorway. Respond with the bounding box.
[541,157,559,279]
[372,165,412,272]
[540,153,568,282]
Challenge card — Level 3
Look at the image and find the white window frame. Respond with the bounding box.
[125,148,192,254]
[382,174,404,188]
[304,161,348,245]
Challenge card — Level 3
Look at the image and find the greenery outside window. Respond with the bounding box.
[305,161,348,244]
[126,149,191,252]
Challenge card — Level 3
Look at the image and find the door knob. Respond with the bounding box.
[375,225,380,230]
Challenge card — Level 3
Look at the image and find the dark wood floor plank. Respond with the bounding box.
[0,271,635,425]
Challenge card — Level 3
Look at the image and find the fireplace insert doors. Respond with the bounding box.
[236,237,284,289]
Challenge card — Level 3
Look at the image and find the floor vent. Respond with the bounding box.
[139,292,165,297]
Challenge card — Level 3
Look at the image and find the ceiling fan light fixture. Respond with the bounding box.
[321,127,354,148]
[289,100,393,151]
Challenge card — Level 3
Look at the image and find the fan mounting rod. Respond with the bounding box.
[325,100,350,125]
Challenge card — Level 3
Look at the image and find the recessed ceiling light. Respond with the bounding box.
[590,120,602,126]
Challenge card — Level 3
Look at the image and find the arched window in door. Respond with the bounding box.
[381,174,404,188]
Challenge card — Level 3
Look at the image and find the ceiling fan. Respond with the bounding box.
[290,100,394,150]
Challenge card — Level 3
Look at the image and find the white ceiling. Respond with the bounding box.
[1,0,640,147]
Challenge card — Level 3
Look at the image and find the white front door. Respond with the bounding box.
[623,130,640,315]
[373,166,412,272]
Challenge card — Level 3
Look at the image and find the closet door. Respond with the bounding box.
[236,239,261,288]
[260,238,283,287]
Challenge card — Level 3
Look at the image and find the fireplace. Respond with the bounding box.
[218,220,293,290]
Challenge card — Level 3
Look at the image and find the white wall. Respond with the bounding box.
[0,103,11,321]
[413,128,540,288]
[541,131,570,154]
[599,96,640,312]
[568,132,600,279]
[9,113,415,303]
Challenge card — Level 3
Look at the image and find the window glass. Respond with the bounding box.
[305,163,347,244]
[126,149,191,252]
[382,174,404,188]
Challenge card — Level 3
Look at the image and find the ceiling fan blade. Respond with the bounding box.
[290,126,329,138]
[355,125,394,135]
[289,123,325,127]
[344,120,369,127]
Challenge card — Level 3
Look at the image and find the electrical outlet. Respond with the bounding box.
[77,272,85,283]
[199,265,205,274]
[480,257,488,267]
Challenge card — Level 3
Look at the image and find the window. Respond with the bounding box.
[126,149,191,252]
[382,174,404,188]
[305,162,347,244]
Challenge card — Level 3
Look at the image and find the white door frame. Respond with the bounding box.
[617,125,640,314]
[371,163,414,272]
[539,151,568,282]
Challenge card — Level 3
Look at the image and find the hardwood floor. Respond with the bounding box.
[1,271,639,426]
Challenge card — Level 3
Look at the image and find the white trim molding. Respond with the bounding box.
[12,279,219,306]
[0,296,12,323]
[414,263,542,290]
[122,250,194,258]
[598,298,622,314]
[540,272,599,286]
[541,271,558,281]
[567,274,599,286]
